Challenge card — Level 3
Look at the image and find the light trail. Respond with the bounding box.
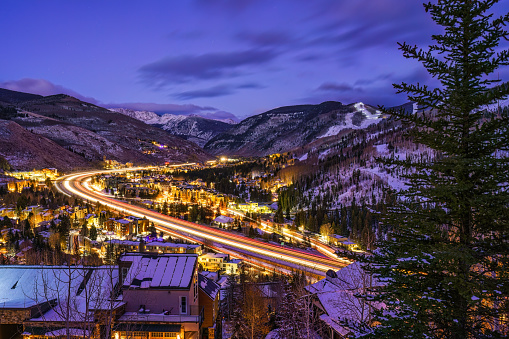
[56,168,349,274]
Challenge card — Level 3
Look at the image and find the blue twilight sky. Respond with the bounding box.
[1,0,508,119]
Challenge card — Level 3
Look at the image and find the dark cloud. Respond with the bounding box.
[174,85,236,100]
[139,49,277,86]
[318,82,360,93]
[174,83,264,100]
[0,78,100,104]
[354,73,394,86]
[236,31,294,48]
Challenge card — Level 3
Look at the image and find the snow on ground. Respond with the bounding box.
[318,102,381,139]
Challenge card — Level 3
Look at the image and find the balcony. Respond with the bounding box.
[118,306,204,325]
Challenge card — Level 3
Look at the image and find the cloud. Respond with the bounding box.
[0,78,100,104]
[138,49,277,86]
[318,82,361,93]
[236,31,294,48]
[103,102,220,115]
[174,82,264,100]
[105,102,239,121]
[193,110,240,122]
[354,73,394,86]
[174,85,236,100]
[0,78,241,119]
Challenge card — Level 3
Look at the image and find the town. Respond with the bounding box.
[0,159,363,339]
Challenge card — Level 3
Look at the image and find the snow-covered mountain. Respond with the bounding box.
[204,101,384,156]
[110,108,234,148]
[0,88,212,170]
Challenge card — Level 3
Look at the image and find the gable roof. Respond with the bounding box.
[0,265,119,314]
[198,273,220,300]
[121,253,197,290]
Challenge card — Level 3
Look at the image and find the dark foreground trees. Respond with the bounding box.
[355,1,509,338]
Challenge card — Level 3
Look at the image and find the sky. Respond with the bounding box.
[1,0,508,119]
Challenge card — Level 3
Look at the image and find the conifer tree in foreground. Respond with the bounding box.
[354,1,509,338]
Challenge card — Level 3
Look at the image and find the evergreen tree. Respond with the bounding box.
[89,225,98,241]
[355,1,509,338]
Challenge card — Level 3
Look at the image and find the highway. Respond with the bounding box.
[55,168,350,274]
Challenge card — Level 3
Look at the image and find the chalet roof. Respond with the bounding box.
[0,266,119,312]
[198,274,220,300]
[214,215,234,224]
[304,262,385,336]
[120,253,197,290]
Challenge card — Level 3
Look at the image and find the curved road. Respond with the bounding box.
[56,168,349,274]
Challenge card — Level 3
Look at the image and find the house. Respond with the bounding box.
[125,216,149,235]
[113,218,133,237]
[198,252,242,274]
[116,253,202,339]
[305,262,384,338]
[213,215,234,228]
[328,234,348,247]
[198,273,220,339]
[221,259,242,275]
[0,265,123,339]
[144,242,202,255]
[198,253,229,272]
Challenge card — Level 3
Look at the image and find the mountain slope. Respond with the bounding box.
[204,101,382,156]
[0,88,212,169]
[110,108,234,148]
[0,88,43,106]
[0,120,91,171]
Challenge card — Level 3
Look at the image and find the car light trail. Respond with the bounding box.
[56,169,349,273]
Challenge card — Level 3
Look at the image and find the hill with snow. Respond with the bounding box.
[110,108,234,148]
[204,101,383,156]
[0,88,212,170]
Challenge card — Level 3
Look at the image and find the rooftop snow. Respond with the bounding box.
[121,253,197,289]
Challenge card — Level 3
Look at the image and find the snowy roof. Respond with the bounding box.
[120,253,197,290]
[200,252,228,260]
[0,265,119,314]
[198,274,220,300]
[104,239,139,246]
[304,262,385,334]
[145,242,199,249]
[214,215,234,223]
[200,271,219,282]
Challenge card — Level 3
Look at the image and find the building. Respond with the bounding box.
[116,253,202,339]
[221,259,242,275]
[198,253,228,272]
[0,265,123,339]
[0,253,223,339]
[198,252,242,274]
[212,215,234,228]
[102,240,202,256]
[144,242,202,255]
[198,273,220,339]
[305,262,384,338]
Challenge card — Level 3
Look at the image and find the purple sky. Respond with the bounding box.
[1,0,508,119]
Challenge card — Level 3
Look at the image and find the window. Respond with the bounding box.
[151,333,164,338]
[180,296,187,314]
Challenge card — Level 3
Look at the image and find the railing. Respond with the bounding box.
[119,306,204,324]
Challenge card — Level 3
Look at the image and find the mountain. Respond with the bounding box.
[0,88,212,170]
[0,88,43,105]
[204,101,382,156]
[0,119,91,171]
[110,108,234,148]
